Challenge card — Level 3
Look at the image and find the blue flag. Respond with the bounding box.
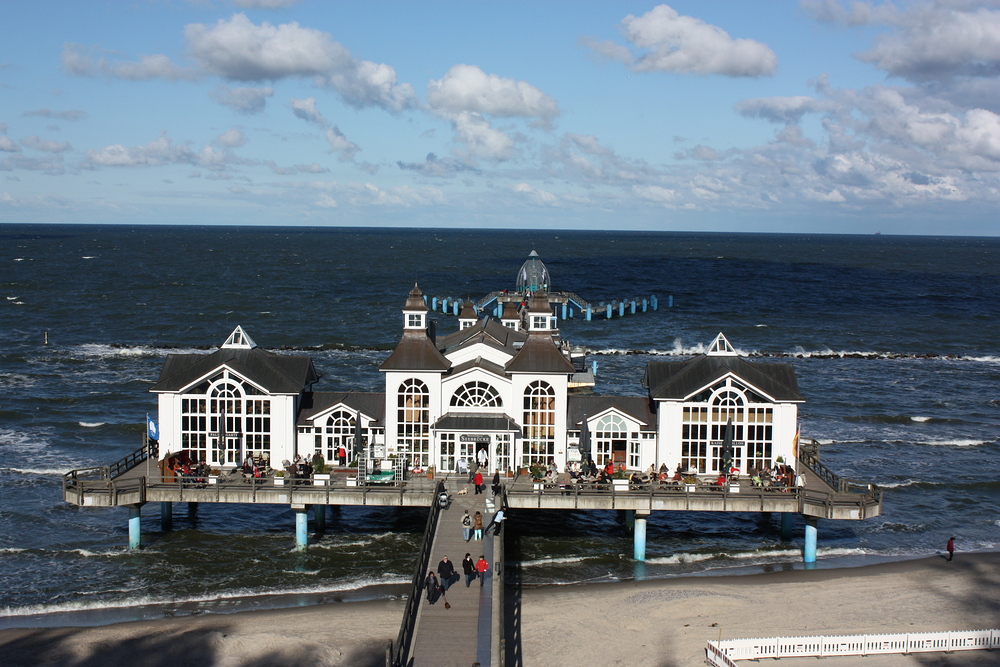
[147,414,159,441]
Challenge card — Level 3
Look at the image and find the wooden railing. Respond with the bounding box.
[386,480,445,667]
[108,435,158,479]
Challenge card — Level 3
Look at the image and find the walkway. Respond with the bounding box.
[409,477,498,667]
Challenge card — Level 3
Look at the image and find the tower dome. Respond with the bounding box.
[516,250,550,293]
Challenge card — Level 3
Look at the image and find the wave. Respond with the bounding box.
[0,575,410,618]
[79,422,106,428]
[588,346,1000,363]
[1,467,72,477]
[519,555,593,568]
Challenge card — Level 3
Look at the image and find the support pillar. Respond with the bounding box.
[630,300,636,315]
[294,505,309,550]
[633,512,649,561]
[586,306,592,321]
[651,295,658,310]
[618,302,625,317]
[561,303,567,320]
[128,505,142,551]
[624,509,635,532]
[804,517,818,565]
[606,303,612,319]
[314,504,326,532]
[780,512,793,542]
[160,501,172,532]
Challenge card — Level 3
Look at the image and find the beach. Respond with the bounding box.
[3,553,998,666]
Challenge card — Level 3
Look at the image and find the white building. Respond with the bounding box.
[150,286,804,476]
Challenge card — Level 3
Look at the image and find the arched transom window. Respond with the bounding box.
[450,381,502,408]
[521,380,555,467]
[397,378,430,465]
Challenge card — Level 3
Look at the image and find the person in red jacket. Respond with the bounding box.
[475,555,489,586]
[473,470,484,495]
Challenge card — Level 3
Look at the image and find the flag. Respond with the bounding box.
[147,414,159,441]
[792,427,799,459]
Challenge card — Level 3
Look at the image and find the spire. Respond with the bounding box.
[403,283,429,331]
[222,325,256,350]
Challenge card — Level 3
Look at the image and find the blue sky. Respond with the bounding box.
[2,1,998,235]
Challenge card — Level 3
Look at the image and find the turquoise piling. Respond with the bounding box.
[295,507,309,550]
[618,301,625,317]
[633,512,648,561]
[586,306,592,321]
[431,297,437,311]
[561,303,567,319]
[160,501,172,531]
[606,303,612,319]
[804,517,818,564]
[642,298,647,312]
[128,505,142,550]
[314,504,326,532]
[668,295,673,307]
[651,295,658,310]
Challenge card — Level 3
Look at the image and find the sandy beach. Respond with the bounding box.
[2,553,998,666]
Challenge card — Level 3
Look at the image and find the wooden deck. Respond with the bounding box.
[409,478,499,667]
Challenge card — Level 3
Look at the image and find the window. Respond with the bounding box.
[451,381,502,408]
[323,411,357,463]
[745,407,773,471]
[681,406,708,473]
[407,313,422,328]
[398,379,430,466]
[521,381,555,467]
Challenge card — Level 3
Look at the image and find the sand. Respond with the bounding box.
[2,553,999,666]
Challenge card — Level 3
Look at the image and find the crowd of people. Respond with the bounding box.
[425,553,490,605]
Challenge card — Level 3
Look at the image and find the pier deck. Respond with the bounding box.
[409,481,498,667]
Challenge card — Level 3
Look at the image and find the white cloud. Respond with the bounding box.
[83,134,239,172]
[512,182,558,204]
[215,128,247,148]
[230,0,300,8]
[427,65,560,127]
[315,194,338,208]
[61,44,196,81]
[325,127,359,161]
[0,136,20,153]
[736,96,838,123]
[186,14,415,111]
[447,112,516,161]
[632,184,677,204]
[22,135,71,153]
[603,4,777,77]
[211,85,274,113]
[290,97,327,126]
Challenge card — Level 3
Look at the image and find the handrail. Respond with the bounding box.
[797,438,880,496]
[388,480,445,667]
[108,434,158,479]
[495,485,507,667]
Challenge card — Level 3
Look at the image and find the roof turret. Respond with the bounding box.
[516,250,550,293]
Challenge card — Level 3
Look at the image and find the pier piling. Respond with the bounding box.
[127,505,142,550]
[294,506,308,550]
[160,501,172,531]
[804,517,818,565]
[633,512,648,561]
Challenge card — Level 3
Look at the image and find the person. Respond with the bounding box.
[475,555,489,586]
[473,511,484,540]
[604,460,614,477]
[461,510,472,542]
[486,508,505,536]
[462,553,476,587]
[477,447,488,470]
[424,570,439,604]
[491,470,502,496]
[437,555,456,590]
[473,470,484,495]
[337,445,347,466]
[947,537,955,562]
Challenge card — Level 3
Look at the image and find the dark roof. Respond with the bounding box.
[150,347,320,394]
[567,395,658,429]
[505,332,576,374]
[297,391,386,425]
[434,412,520,431]
[379,331,451,372]
[643,355,804,402]
[437,317,526,355]
[447,356,507,378]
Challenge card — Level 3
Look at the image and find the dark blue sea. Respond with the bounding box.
[1,224,998,627]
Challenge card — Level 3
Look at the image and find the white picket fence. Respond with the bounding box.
[706,629,1000,664]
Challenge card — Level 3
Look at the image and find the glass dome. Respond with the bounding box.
[515,250,550,293]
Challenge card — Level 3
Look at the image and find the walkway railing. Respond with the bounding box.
[386,480,445,667]
[706,629,1000,664]
[108,435,158,479]
[495,487,507,666]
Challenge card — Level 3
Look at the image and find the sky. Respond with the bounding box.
[1,0,999,235]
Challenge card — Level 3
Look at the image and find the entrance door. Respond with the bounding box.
[494,434,511,474]
[612,439,627,466]
[440,434,456,472]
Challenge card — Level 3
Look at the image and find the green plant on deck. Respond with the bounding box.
[313,458,327,474]
[613,469,628,479]
[274,470,284,478]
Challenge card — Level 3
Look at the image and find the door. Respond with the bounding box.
[612,439,627,466]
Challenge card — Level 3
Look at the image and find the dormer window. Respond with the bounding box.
[407,313,423,328]
[531,315,548,330]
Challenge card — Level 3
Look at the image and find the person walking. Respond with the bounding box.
[475,555,489,587]
[424,571,439,604]
[473,470,484,495]
[462,553,476,587]
[437,555,456,590]
[473,510,483,540]
[461,510,472,542]
[947,536,955,562]
[491,470,502,496]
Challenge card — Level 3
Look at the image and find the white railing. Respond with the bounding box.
[707,629,1000,664]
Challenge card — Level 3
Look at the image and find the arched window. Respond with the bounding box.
[595,414,626,467]
[322,411,356,463]
[450,381,502,408]
[521,381,555,468]
[398,378,430,466]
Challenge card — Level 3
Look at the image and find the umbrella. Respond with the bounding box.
[579,415,591,463]
[353,411,363,460]
[218,404,227,462]
[722,417,734,473]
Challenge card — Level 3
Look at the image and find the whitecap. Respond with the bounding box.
[911,416,931,423]
[79,422,106,428]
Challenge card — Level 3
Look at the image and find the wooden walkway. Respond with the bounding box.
[409,477,498,667]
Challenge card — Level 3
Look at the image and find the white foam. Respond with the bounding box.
[916,439,985,448]
[79,422,106,428]
[645,552,718,565]
[878,479,921,489]
[911,416,931,423]
[3,467,72,477]
[519,555,590,567]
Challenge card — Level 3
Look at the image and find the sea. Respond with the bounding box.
[1,224,998,628]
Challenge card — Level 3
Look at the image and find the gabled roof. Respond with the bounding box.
[643,354,804,403]
[297,391,386,425]
[567,395,658,430]
[437,317,526,354]
[505,331,576,374]
[379,331,451,372]
[447,356,508,379]
[434,412,520,432]
[151,346,320,394]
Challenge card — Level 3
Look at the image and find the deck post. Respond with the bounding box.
[606,303,612,319]
[128,505,142,550]
[160,501,172,531]
[619,301,625,317]
[586,305,592,321]
[642,298,648,312]
[431,297,437,311]
[294,505,308,550]
[630,300,636,314]
[651,295,658,310]
[633,512,649,561]
[313,504,326,532]
[561,303,567,320]
[804,517,818,564]
[780,512,793,541]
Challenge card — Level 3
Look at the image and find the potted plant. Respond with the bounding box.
[612,469,630,488]
[273,470,285,486]
[426,465,435,480]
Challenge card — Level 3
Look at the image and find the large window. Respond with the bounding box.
[451,381,502,409]
[681,379,774,474]
[595,414,626,467]
[745,407,773,471]
[322,411,356,463]
[681,406,708,473]
[521,381,555,467]
[398,379,430,466]
[179,372,269,466]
